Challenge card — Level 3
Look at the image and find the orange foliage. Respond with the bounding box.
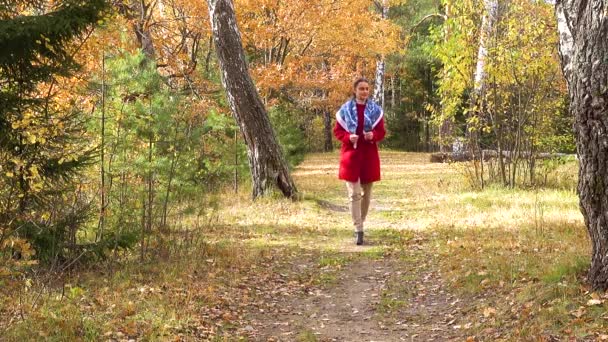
[50,0,402,124]
[236,0,402,110]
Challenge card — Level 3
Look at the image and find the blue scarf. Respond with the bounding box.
[336,99,383,134]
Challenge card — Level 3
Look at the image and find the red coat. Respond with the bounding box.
[333,108,386,184]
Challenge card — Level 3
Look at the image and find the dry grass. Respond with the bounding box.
[2,150,603,340]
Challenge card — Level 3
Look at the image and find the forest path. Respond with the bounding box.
[243,152,474,341]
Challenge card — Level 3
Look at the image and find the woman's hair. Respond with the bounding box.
[353,77,370,90]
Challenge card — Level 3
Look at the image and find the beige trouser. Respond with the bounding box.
[346,180,373,232]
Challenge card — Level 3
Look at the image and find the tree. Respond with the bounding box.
[207,0,297,199]
[429,0,480,151]
[373,0,390,107]
[429,0,569,188]
[471,0,497,105]
[0,0,107,261]
[556,0,608,290]
[486,0,566,188]
[466,0,498,187]
[382,0,443,151]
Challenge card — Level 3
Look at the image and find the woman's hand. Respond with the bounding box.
[349,134,359,149]
[364,131,374,141]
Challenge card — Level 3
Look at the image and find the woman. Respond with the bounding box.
[334,78,386,245]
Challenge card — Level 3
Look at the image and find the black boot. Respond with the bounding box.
[356,232,364,245]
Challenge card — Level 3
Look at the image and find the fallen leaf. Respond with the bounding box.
[571,306,586,318]
[587,299,603,306]
[483,307,496,318]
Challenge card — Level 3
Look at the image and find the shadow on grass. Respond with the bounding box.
[314,199,348,212]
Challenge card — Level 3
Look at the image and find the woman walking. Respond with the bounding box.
[334,78,386,245]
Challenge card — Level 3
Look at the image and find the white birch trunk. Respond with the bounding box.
[472,0,498,99]
[373,0,389,107]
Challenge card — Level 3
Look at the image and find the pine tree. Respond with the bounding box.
[0,0,107,262]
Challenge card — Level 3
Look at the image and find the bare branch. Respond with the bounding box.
[410,13,448,33]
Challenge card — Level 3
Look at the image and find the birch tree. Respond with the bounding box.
[556,0,608,290]
[373,0,390,107]
[468,0,498,186]
[207,0,298,199]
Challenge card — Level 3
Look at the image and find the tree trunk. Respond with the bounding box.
[98,52,106,243]
[323,110,333,152]
[390,75,395,109]
[490,76,507,186]
[556,0,608,290]
[372,0,389,107]
[205,36,213,76]
[472,0,498,100]
[147,130,154,243]
[234,129,239,193]
[161,122,182,229]
[207,0,298,199]
[468,0,498,186]
[130,0,156,60]
[438,2,453,153]
[374,59,386,107]
[425,121,431,152]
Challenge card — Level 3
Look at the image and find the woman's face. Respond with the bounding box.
[354,82,370,101]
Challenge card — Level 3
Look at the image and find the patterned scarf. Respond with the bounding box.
[335,98,383,134]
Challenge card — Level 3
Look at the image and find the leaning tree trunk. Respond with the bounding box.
[556,0,608,290]
[207,0,297,199]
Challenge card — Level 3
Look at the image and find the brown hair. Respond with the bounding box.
[353,77,370,89]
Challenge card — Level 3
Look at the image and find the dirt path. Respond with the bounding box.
[246,243,469,341]
[241,152,474,341]
[249,257,399,341]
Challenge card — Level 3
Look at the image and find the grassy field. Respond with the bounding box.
[2,151,603,341]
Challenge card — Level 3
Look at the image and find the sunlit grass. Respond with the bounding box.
[293,152,593,338]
